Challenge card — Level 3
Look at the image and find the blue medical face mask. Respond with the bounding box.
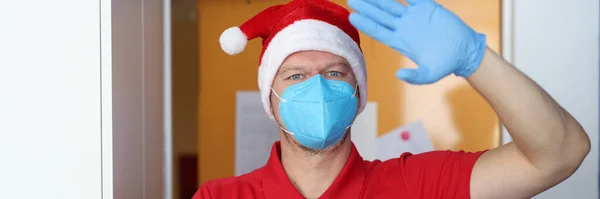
[271,75,358,150]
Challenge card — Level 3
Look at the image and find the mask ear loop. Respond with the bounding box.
[271,88,293,135]
[270,87,287,103]
[278,125,295,136]
[346,84,359,129]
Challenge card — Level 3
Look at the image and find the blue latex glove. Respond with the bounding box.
[347,0,487,84]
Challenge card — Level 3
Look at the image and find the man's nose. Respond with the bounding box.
[306,70,323,77]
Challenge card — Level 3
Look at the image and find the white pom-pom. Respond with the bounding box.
[219,27,248,55]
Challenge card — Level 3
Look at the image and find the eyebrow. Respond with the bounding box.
[277,65,303,75]
[278,61,351,75]
[326,61,351,69]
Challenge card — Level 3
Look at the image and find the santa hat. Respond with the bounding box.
[219,0,367,119]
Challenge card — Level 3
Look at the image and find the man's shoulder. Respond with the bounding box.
[363,150,484,179]
[359,151,485,198]
[193,169,265,199]
[205,170,263,187]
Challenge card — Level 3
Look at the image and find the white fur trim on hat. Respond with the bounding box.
[258,19,367,120]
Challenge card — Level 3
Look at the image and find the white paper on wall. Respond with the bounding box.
[234,91,280,176]
[376,120,433,161]
[350,102,378,161]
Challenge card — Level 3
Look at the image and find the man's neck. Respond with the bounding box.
[280,135,353,199]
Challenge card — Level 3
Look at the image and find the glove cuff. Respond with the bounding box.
[454,33,487,77]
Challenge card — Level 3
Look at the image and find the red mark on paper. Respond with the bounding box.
[401,131,410,141]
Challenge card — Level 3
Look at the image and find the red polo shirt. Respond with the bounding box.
[193,141,484,199]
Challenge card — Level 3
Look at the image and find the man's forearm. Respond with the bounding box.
[466,47,590,172]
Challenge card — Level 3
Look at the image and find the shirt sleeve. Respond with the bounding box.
[392,150,486,199]
[191,183,214,199]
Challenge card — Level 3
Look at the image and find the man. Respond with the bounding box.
[194,0,590,198]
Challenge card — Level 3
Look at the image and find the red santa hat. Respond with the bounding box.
[219,0,367,119]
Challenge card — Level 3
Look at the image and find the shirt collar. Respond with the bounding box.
[262,141,366,199]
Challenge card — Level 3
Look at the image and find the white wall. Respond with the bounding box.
[0,0,168,198]
[503,0,599,198]
[0,1,103,198]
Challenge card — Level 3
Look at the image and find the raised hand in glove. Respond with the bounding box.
[347,0,487,84]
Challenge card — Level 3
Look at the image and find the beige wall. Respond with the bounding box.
[111,0,166,198]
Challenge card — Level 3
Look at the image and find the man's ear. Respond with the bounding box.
[356,84,361,100]
[268,92,278,119]
[355,85,362,115]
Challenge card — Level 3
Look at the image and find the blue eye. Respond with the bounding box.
[327,71,342,77]
[290,74,302,80]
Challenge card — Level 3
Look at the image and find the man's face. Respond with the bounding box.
[270,50,358,153]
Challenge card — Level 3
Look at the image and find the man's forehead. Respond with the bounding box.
[285,51,343,61]
[279,52,350,71]
[278,61,351,74]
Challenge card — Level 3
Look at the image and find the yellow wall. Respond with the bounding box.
[197,0,501,184]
